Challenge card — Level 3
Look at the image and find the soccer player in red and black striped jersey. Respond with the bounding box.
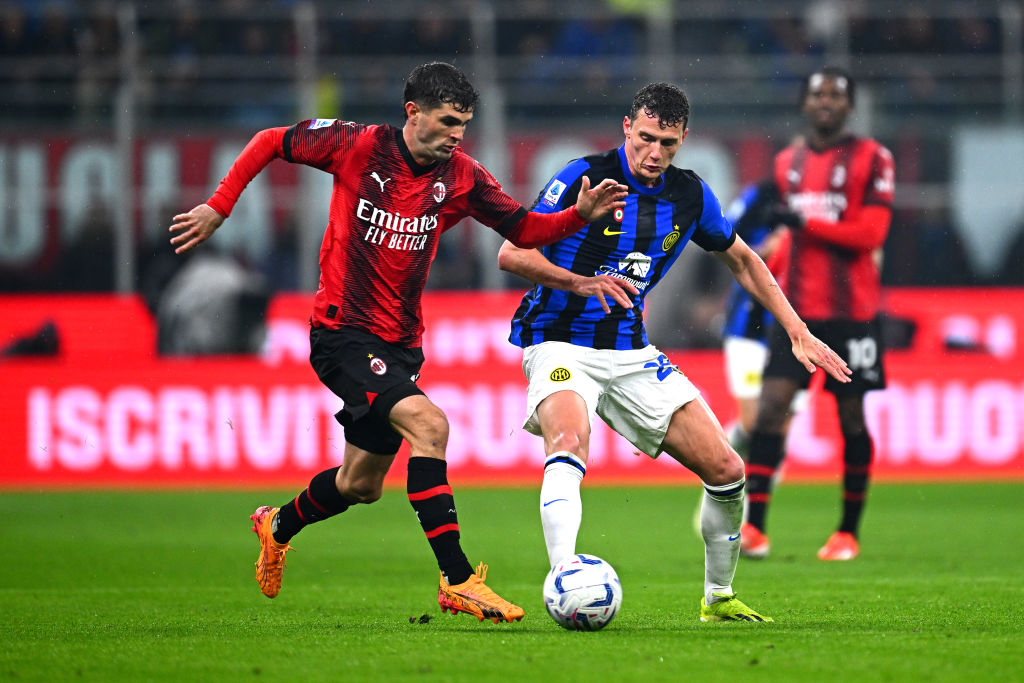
[741,66,896,562]
[169,62,627,622]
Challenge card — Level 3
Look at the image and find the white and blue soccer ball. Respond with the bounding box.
[542,553,622,631]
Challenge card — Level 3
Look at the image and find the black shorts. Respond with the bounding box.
[764,318,886,397]
[309,325,425,455]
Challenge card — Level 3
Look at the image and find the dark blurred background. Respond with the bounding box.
[1,0,1021,348]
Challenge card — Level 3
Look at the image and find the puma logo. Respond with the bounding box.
[371,172,390,192]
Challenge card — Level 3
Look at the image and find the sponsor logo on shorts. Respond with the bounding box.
[369,357,388,375]
[644,354,680,381]
[549,367,571,382]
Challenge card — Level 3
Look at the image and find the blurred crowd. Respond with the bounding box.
[0,1,1006,124]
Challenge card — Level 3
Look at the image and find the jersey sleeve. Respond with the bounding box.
[283,118,366,173]
[529,158,590,214]
[863,143,896,208]
[464,159,528,232]
[690,178,737,252]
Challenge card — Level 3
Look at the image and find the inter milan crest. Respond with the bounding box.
[549,368,571,382]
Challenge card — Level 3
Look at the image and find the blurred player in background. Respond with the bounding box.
[741,66,895,562]
[720,178,786,458]
[169,61,627,622]
[689,179,803,535]
[498,82,851,623]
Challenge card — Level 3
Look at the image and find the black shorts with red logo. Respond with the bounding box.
[309,325,425,455]
[764,317,886,397]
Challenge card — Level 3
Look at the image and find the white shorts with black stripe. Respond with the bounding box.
[521,341,701,457]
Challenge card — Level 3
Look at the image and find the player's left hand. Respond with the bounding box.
[169,204,225,254]
[574,176,628,223]
[569,273,638,313]
[789,326,852,382]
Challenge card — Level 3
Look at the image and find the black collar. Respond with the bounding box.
[394,126,441,177]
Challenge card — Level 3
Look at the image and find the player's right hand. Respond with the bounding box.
[790,326,852,382]
[169,204,225,254]
[569,273,638,313]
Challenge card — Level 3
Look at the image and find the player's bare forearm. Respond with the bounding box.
[717,238,850,381]
[497,241,636,313]
[718,238,801,332]
[169,203,225,254]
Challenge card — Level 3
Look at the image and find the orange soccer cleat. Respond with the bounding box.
[438,562,525,624]
[250,506,294,598]
[739,522,771,559]
[817,531,859,561]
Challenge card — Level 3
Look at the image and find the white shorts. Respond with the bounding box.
[521,341,701,457]
[723,336,768,400]
[723,335,809,413]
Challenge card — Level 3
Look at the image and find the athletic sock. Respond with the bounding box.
[407,456,473,585]
[539,451,586,568]
[701,478,745,604]
[273,466,353,544]
[839,432,873,536]
[745,431,785,531]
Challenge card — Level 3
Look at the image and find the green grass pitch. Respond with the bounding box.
[2,482,1023,681]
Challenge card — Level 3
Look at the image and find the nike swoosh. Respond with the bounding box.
[728,534,740,541]
[543,498,568,507]
[603,227,625,236]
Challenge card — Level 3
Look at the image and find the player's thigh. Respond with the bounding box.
[659,397,743,485]
[535,389,593,457]
[597,347,700,458]
[521,342,604,438]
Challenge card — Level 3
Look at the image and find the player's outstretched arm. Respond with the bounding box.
[573,176,628,223]
[168,126,287,255]
[169,204,225,254]
[716,236,851,382]
[498,241,637,313]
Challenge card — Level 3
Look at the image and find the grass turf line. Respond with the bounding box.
[2,483,1022,681]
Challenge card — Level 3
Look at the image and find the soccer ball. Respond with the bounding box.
[542,553,622,631]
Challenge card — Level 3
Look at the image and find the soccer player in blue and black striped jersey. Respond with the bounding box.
[498,82,851,623]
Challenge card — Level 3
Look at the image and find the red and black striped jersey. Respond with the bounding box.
[773,135,895,321]
[285,119,525,346]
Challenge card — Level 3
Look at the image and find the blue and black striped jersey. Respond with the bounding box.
[509,144,736,351]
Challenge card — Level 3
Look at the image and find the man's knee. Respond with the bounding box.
[546,428,587,455]
[338,476,384,504]
[396,401,450,450]
[703,448,745,487]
